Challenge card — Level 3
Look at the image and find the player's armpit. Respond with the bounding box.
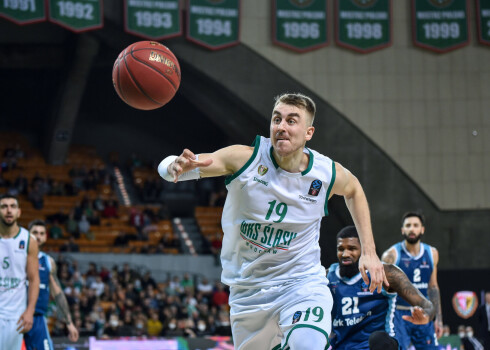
[384,264,435,320]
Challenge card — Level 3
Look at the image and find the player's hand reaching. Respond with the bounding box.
[402,306,430,325]
[359,253,389,293]
[67,322,79,342]
[434,320,444,338]
[169,149,213,183]
[17,310,34,333]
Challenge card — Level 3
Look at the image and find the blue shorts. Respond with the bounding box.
[24,315,54,350]
[393,309,437,350]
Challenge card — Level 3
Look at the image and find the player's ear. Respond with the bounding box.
[305,126,315,141]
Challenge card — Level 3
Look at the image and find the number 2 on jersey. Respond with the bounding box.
[341,297,360,315]
[265,200,288,223]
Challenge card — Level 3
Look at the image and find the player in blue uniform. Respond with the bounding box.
[24,220,79,350]
[328,226,435,350]
[382,211,442,350]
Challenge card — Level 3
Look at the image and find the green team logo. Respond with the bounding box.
[258,165,268,176]
[429,0,454,7]
[289,0,315,8]
[206,0,226,3]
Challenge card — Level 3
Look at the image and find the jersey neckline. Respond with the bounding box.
[269,146,314,176]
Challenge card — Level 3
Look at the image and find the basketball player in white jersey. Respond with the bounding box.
[158,93,387,350]
[0,194,40,350]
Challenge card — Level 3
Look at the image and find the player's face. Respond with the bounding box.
[31,225,47,247]
[270,103,314,157]
[0,198,21,227]
[401,216,424,244]
[337,237,361,265]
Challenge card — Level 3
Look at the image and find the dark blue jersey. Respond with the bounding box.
[327,263,397,350]
[391,242,434,307]
[34,252,52,315]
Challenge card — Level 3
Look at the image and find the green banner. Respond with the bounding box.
[124,0,181,40]
[335,0,391,53]
[0,0,46,24]
[48,0,103,33]
[273,0,328,52]
[477,0,490,45]
[186,0,240,50]
[412,0,469,52]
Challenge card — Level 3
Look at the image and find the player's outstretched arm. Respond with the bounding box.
[18,236,39,333]
[428,248,443,338]
[159,145,254,182]
[331,162,388,293]
[49,256,79,342]
[384,264,435,324]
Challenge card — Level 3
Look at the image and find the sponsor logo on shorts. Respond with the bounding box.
[292,311,302,324]
[308,179,322,196]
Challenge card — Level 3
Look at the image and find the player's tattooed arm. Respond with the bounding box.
[48,257,73,325]
[381,248,397,264]
[428,247,443,337]
[384,264,435,320]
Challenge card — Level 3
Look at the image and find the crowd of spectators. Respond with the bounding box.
[50,258,231,339]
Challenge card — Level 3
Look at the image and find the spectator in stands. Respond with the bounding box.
[181,273,194,293]
[60,236,79,252]
[197,277,214,297]
[78,215,93,240]
[209,188,227,207]
[66,210,79,238]
[50,180,66,196]
[462,325,484,350]
[212,282,229,308]
[93,195,105,212]
[104,314,123,337]
[147,310,163,336]
[49,220,64,239]
[13,172,28,195]
[28,183,44,209]
[102,200,118,218]
[90,276,105,297]
[209,232,222,266]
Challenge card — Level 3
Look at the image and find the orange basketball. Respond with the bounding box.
[112,41,181,110]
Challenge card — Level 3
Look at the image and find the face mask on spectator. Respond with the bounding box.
[458,332,466,338]
[443,331,449,337]
[466,331,473,338]
[110,320,118,327]
[168,323,176,329]
[198,323,206,332]
[136,323,144,329]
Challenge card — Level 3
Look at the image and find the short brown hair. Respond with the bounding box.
[273,93,316,125]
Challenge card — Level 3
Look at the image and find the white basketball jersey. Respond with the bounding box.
[221,136,336,288]
[0,227,29,320]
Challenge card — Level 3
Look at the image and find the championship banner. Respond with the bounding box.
[186,0,240,50]
[476,0,490,46]
[124,0,182,40]
[334,0,392,53]
[412,0,469,53]
[48,0,103,33]
[273,0,329,52]
[0,0,46,25]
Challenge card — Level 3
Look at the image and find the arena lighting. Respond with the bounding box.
[173,218,197,256]
[113,166,131,207]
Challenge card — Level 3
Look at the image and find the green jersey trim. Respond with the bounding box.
[269,147,314,176]
[271,345,281,350]
[27,230,30,252]
[224,135,261,186]
[13,228,21,239]
[324,161,336,216]
[282,324,330,350]
[301,148,314,175]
